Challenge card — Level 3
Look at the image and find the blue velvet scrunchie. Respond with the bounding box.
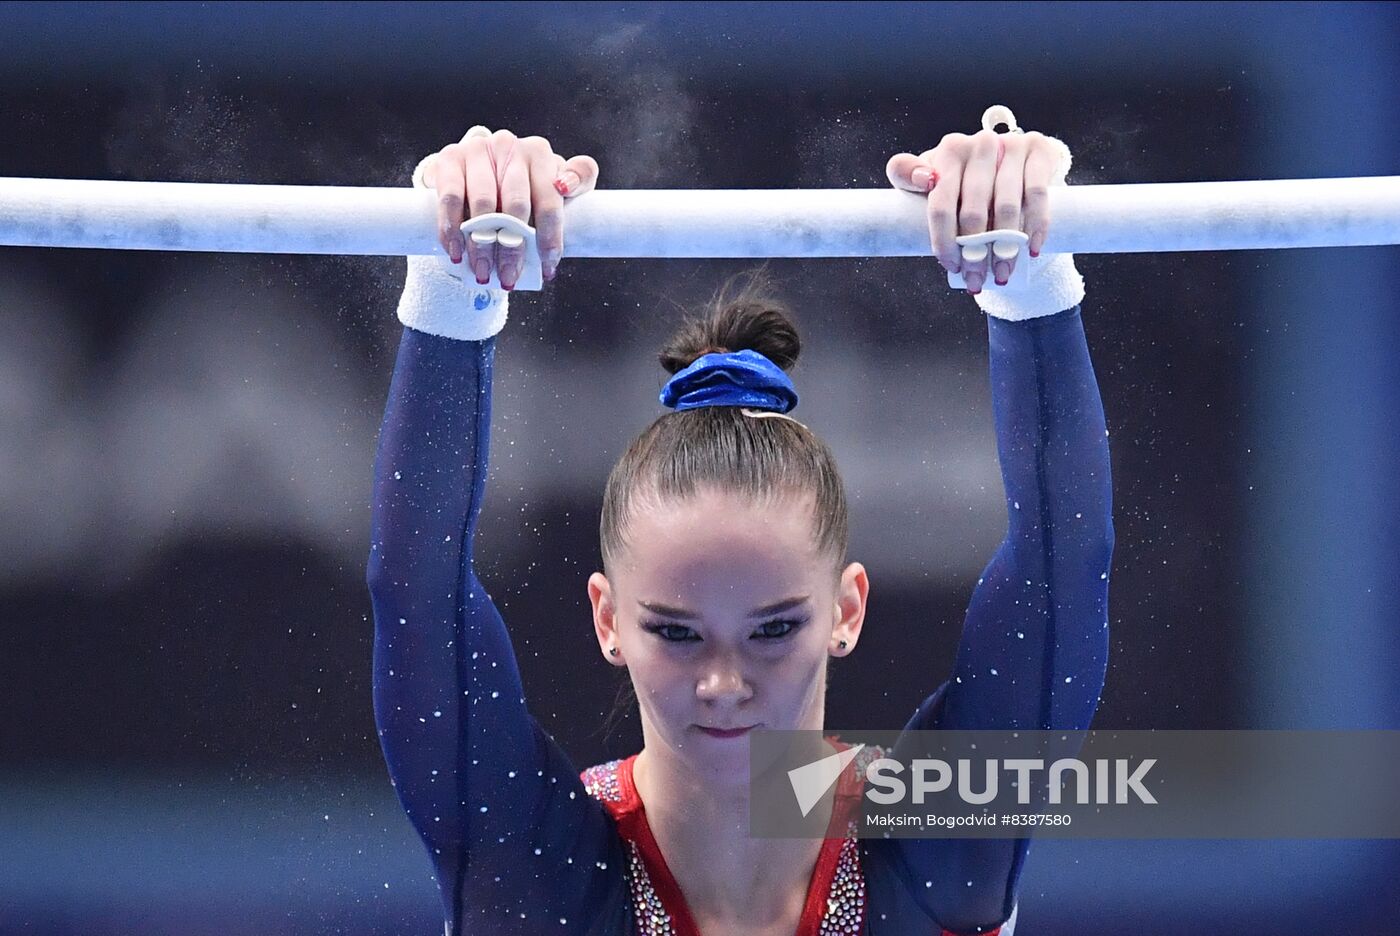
[658,349,799,414]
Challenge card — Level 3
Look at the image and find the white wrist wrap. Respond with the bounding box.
[396,152,510,341]
[972,131,1086,321]
[973,250,1085,321]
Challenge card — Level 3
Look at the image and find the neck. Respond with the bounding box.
[631,738,839,920]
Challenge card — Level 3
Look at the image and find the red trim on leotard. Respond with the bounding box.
[792,737,866,934]
[607,739,868,936]
[615,752,704,936]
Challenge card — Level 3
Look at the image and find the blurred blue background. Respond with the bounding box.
[1,1,1398,933]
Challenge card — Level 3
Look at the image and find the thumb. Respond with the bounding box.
[555,153,601,197]
[411,153,439,190]
[885,152,936,193]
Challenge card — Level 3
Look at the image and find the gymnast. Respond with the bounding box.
[366,110,1114,935]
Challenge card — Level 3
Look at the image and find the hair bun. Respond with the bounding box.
[658,265,801,376]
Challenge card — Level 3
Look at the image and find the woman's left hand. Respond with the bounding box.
[886,129,1063,295]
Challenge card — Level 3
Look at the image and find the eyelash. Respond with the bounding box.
[641,618,806,643]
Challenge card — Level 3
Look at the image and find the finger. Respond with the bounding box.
[991,135,1029,285]
[926,145,965,276]
[494,136,531,290]
[957,129,1000,293]
[485,127,520,194]
[432,145,467,264]
[1022,133,1056,258]
[555,153,600,198]
[525,140,565,283]
[463,133,498,285]
[885,152,936,194]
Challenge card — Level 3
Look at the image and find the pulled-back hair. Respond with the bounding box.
[598,265,850,586]
[594,266,851,744]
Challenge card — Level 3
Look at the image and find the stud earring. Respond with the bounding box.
[609,647,620,657]
[838,640,848,650]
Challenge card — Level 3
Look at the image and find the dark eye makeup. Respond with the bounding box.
[640,618,806,643]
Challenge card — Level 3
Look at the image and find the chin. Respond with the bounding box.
[681,723,795,787]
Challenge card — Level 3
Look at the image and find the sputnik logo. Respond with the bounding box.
[788,744,865,817]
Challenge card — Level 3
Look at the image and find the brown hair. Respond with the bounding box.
[595,265,851,743]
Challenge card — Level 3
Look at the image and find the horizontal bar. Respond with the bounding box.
[2,176,1399,257]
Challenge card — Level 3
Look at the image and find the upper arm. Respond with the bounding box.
[880,681,1023,934]
[456,713,631,933]
[371,553,627,927]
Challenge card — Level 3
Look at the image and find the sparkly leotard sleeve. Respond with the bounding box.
[366,326,632,936]
[861,304,1115,935]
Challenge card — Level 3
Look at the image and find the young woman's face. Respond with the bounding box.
[588,487,866,784]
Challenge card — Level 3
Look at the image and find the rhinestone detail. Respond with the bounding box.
[580,758,625,803]
[818,820,866,934]
[624,838,677,935]
[815,744,885,935]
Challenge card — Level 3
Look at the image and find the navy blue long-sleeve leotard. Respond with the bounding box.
[366,305,1114,935]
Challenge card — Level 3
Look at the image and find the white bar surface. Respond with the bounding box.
[2,176,1399,257]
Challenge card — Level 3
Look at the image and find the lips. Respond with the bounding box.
[697,724,756,739]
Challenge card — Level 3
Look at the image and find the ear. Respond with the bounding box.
[830,562,868,656]
[588,571,626,666]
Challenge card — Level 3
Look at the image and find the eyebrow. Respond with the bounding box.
[637,596,810,620]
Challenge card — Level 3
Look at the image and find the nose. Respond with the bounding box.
[695,656,754,705]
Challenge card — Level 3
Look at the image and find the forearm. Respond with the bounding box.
[947,304,1115,732]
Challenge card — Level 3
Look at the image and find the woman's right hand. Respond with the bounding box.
[420,128,599,289]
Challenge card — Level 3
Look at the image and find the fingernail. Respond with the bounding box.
[964,272,984,293]
[1030,232,1044,257]
[555,170,580,196]
[542,266,556,281]
[994,261,1009,285]
[474,258,491,284]
[911,167,931,191]
[499,261,519,290]
[540,247,561,282]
